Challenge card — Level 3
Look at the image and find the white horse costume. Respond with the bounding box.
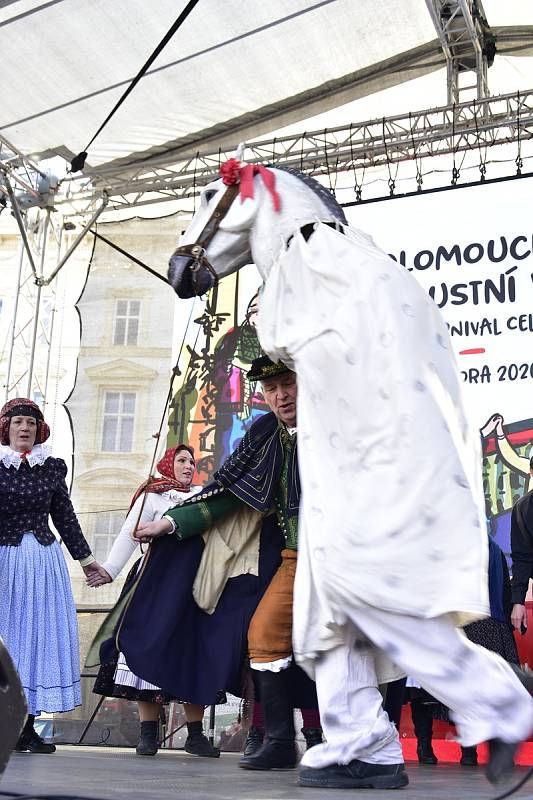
[169,163,532,774]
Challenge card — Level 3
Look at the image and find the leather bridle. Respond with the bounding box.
[170,182,240,289]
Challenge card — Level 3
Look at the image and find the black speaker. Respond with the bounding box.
[0,639,27,777]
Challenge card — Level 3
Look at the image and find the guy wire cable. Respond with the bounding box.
[491,764,533,800]
[70,0,201,172]
[127,294,198,544]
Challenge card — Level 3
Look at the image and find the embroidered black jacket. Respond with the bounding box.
[214,411,300,517]
[0,457,91,559]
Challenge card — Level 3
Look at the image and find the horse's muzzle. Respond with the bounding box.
[168,249,215,299]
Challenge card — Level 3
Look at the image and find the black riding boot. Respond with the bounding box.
[243,726,264,756]
[136,720,159,756]
[460,745,478,766]
[184,720,220,758]
[15,714,56,754]
[411,700,437,765]
[302,727,323,749]
[239,670,296,770]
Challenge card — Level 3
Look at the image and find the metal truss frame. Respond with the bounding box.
[0,134,47,202]
[1,153,108,402]
[54,88,533,215]
[3,209,61,402]
[425,0,493,104]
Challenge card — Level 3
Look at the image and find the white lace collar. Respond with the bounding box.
[0,443,52,470]
[160,485,202,501]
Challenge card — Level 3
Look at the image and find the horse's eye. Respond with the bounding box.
[204,189,217,204]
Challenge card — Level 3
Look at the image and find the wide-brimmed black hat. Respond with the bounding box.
[247,355,292,383]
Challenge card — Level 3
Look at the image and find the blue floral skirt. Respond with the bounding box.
[0,534,81,715]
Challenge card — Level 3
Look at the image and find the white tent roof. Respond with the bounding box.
[2,0,531,178]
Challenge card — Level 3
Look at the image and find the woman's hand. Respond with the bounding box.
[83,562,112,587]
[511,603,527,632]
[133,518,173,543]
[480,413,504,438]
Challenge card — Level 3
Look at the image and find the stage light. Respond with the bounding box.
[0,639,27,778]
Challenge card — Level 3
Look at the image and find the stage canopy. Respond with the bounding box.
[1,0,532,179]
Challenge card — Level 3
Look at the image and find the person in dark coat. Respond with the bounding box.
[510,455,533,635]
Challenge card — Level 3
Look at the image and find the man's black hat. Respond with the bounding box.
[247,355,292,383]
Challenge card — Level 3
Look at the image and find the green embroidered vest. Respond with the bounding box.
[274,426,298,550]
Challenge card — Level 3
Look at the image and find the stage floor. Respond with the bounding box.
[2,747,533,800]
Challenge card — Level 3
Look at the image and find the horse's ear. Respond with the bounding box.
[220,195,258,232]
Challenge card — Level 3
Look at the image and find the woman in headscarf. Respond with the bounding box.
[0,397,103,753]
[90,445,219,758]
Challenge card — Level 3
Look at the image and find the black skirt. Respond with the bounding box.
[91,549,246,706]
[93,560,186,704]
[93,516,286,706]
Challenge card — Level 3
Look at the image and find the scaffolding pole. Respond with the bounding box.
[25,209,50,397]
[4,242,26,403]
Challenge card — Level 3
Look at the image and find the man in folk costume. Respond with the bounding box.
[236,357,322,770]
[88,356,321,760]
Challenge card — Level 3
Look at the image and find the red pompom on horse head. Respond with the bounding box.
[220,158,242,186]
[219,158,281,212]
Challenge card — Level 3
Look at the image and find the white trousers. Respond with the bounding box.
[301,608,533,769]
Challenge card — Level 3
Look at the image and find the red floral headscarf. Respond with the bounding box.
[0,397,50,446]
[128,444,195,512]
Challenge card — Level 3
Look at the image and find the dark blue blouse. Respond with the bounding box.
[0,457,91,560]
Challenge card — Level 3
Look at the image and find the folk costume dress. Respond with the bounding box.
[88,412,315,709]
[93,447,202,704]
[0,400,93,716]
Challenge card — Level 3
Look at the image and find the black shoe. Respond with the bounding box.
[411,700,437,765]
[416,739,438,765]
[299,761,408,789]
[184,732,220,758]
[243,726,264,756]
[239,740,297,770]
[460,746,478,767]
[485,739,519,785]
[15,729,56,754]
[136,721,159,756]
[511,664,533,695]
[482,666,533,783]
[302,727,323,750]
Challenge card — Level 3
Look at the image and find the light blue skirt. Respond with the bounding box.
[0,533,81,715]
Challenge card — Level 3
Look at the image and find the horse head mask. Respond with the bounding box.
[168,158,346,299]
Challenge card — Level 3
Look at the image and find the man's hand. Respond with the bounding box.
[83,561,112,587]
[133,518,173,543]
[511,603,527,632]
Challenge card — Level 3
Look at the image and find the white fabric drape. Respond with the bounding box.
[257,222,489,675]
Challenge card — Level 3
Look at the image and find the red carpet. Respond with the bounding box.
[401,738,533,765]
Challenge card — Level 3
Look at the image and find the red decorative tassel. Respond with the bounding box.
[219,160,281,212]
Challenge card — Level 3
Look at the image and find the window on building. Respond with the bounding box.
[113,299,141,346]
[32,390,44,408]
[92,510,123,562]
[101,391,136,452]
